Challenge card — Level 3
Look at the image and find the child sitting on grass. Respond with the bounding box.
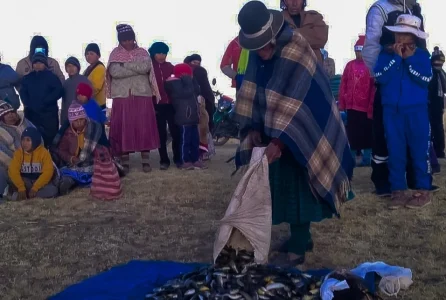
[165,63,206,170]
[374,15,432,210]
[8,127,58,200]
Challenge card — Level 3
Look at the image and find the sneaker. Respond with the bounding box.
[431,185,441,193]
[160,163,170,171]
[193,161,208,170]
[142,163,152,173]
[406,190,432,209]
[181,163,194,170]
[375,188,391,198]
[388,191,409,210]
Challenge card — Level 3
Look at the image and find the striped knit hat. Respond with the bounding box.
[116,24,136,42]
[68,103,87,122]
[0,100,14,118]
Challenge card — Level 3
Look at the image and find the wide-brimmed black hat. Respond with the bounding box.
[238,1,284,51]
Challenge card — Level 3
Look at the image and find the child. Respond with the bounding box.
[61,56,90,125]
[8,127,58,200]
[374,15,432,210]
[339,35,375,167]
[76,82,109,147]
[19,52,63,147]
[84,43,107,119]
[165,63,206,170]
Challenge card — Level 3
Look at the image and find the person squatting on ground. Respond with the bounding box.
[234,1,354,267]
[52,104,103,195]
[339,35,375,167]
[19,52,63,148]
[61,56,91,125]
[428,47,446,159]
[149,42,181,170]
[165,63,206,170]
[107,24,161,174]
[374,14,432,209]
[8,127,58,200]
[83,43,107,119]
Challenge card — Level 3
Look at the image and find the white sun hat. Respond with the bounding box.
[385,14,428,40]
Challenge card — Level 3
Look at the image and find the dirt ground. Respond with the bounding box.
[0,143,445,299]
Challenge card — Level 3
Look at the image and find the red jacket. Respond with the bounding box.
[152,58,174,105]
[339,59,376,119]
[220,37,242,88]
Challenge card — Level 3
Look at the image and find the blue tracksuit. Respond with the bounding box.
[374,48,432,191]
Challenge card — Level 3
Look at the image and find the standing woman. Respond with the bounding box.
[280,0,328,62]
[235,1,354,266]
[107,24,161,174]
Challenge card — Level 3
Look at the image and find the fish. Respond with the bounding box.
[146,246,322,300]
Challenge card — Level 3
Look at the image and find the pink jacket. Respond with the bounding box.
[339,59,376,119]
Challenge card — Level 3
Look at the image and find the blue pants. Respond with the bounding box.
[180,125,199,164]
[383,106,431,191]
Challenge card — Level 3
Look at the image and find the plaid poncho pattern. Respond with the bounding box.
[234,27,354,215]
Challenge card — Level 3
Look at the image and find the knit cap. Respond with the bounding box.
[68,103,87,122]
[32,52,48,66]
[0,100,14,118]
[65,56,81,72]
[76,82,93,99]
[21,127,42,150]
[116,24,136,42]
[85,43,101,57]
[174,63,193,78]
[148,42,169,57]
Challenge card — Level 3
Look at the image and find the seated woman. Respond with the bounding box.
[0,101,36,197]
[8,127,58,200]
[52,104,103,195]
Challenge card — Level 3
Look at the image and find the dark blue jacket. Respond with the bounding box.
[374,48,432,109]
[19,70,62,115]
[0,63,20,109]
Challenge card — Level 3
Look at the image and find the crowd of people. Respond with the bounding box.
[0,23,220,200]
[0,0,442,267]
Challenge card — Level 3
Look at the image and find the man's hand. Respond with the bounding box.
[265,142,282,164]
[393,43,404,57]
[18,191,27,200]
[28,189,37,199]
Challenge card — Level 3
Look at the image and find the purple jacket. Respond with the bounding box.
[151,58,174,105]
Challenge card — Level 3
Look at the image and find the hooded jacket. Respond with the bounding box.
[374,48,432,109]
[151,58,174,105]
[165,76,200,126]
[363,0,426,74]
[15,36,65,89]
[8,128,54,192]
[0,63,20,109]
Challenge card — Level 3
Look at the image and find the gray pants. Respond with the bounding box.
[12,178,59,198]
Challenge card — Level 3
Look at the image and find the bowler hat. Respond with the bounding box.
[238,1,284,51]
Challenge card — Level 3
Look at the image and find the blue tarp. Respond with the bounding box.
[50,260,331,300]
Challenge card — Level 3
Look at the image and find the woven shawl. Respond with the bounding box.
[234,27,354,215]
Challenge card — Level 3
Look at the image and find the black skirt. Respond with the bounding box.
[346,109,373,150]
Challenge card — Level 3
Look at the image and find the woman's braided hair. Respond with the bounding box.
[280,0,307,10]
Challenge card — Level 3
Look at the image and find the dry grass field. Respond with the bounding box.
[0,142,445,299]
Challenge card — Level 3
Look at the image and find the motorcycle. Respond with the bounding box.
[211,78,239,146]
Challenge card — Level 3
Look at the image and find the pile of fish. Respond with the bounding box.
[145,246,322,300]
